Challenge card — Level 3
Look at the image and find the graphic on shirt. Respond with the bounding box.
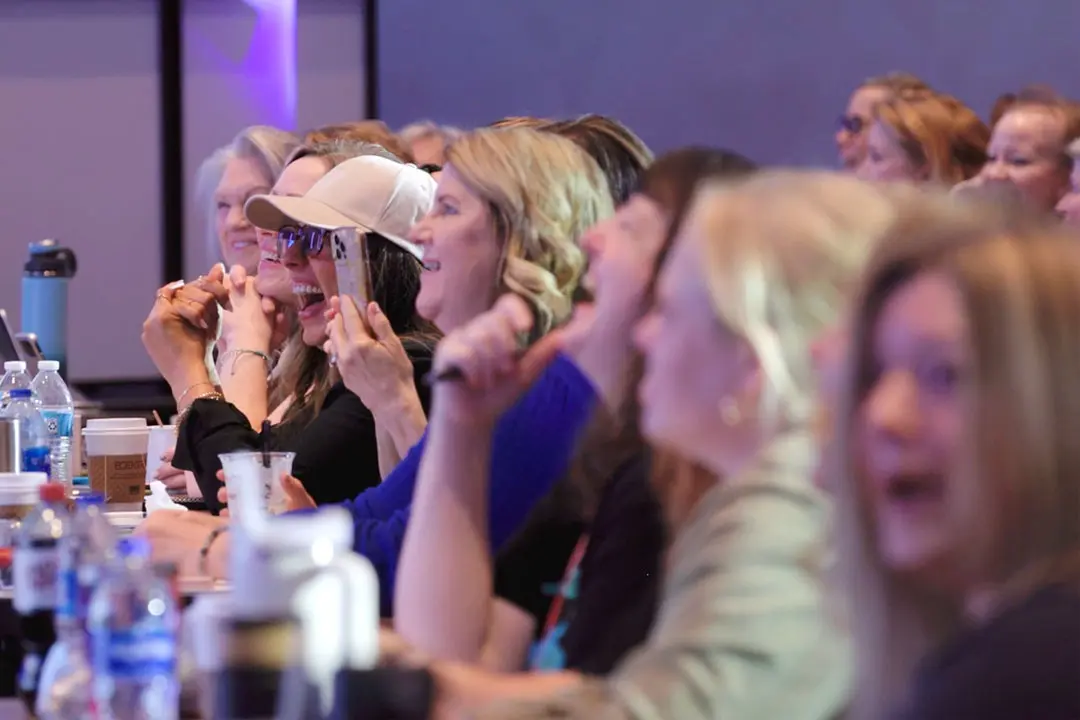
[529,536,588,671]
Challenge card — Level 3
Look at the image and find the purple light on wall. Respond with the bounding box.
[241,0,297,130]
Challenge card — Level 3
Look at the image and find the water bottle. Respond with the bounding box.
[32,360,74,485]
[89,536,180,720]
[2,389,51,476]
[12,482,68,715]
[0,361,33,410]
[37,492,115,720]
[22,239,78,381]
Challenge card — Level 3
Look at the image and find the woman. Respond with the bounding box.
[833,210,1080,719]
[836,72,931,170]
[961,87,1080,212]
[856,93,988,186]
[142,148,438,509]
[394,147,757,676]
[205,126,300,274]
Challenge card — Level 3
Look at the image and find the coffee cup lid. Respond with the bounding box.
[85,418,148,432]
[0,472,47,492]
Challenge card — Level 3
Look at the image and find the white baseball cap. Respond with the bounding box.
[244,155,436,259]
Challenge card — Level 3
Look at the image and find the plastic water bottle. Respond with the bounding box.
[32,360,74,485]
[37,492,115,720]
[0,360,33,410]
[2,389,51,476]
[89,536,180,720]
[12,482,68,714]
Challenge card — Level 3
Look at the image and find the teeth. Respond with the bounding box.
[292,284,322,295]
[261,251,280,262]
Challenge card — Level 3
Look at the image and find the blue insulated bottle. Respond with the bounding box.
[21,240,77,380]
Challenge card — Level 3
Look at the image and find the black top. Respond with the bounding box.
[173,348,432,512]
[495,452,665,675]
[894,583,1080,720]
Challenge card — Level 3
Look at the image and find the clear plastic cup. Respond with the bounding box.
[218,452,295,519]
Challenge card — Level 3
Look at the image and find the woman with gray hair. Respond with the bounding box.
[197,125,300,274]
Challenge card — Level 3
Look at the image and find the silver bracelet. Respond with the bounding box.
[219,348,273,376]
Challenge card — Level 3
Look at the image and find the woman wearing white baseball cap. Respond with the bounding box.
[142,144,440,519]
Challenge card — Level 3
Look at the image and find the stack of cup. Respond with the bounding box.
[81,418,149,506]
[0,471,47,587]
[144,424,177,487]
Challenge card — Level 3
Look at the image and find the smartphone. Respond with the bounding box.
[15,332,44,363]
[331,228,374,312]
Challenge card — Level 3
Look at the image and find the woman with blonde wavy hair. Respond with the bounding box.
[832,206,1080,719]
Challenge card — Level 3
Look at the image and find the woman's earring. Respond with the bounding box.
[719,396,742,427]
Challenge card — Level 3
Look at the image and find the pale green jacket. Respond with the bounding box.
[482,433,851,720]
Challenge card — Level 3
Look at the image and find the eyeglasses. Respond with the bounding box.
[276,225,334,259]
[837,114,865,135]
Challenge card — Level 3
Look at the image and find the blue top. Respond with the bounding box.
[333,353,598,615]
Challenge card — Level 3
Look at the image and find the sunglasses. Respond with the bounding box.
[837,114,865,135]
[276,225,335,259]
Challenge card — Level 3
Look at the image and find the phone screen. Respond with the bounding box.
[331,228,374,311]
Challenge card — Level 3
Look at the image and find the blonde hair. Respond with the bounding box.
[831,202,1080,719]
[445,127,614,335]
[873,94,989,185]
[687,171,925,431]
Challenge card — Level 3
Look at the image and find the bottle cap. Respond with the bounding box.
[36,361,59,372]
[3,361,25,372]
[9,389,32,400]
[74,491,105,506]
[39,482,66,503]
[118,536,151,559]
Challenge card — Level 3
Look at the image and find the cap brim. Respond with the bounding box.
[245,195,424,261]
[245,195,357,233]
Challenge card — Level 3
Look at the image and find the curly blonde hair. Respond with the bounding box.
[445,127,614,336]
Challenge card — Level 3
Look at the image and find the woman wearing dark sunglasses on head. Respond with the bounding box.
[141,144,438,514]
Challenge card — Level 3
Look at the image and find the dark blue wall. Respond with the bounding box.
[380,0,1080,166]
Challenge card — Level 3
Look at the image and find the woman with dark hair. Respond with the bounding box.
[547,114,655,205]
[388,147,758,703]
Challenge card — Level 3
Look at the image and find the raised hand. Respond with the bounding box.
[143,264,229,394]
[430,294,564,427]
[220,264,280,352]
[325,295,419,418]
